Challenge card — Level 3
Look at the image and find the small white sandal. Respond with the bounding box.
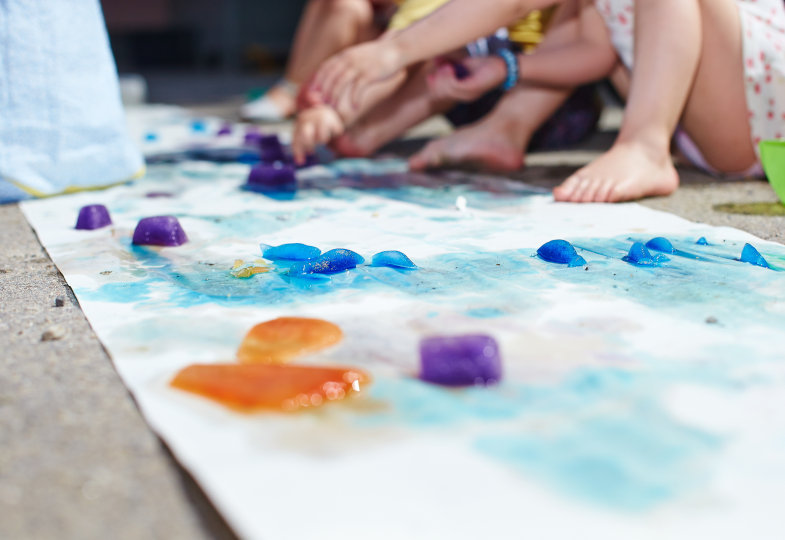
[241,80,299,122]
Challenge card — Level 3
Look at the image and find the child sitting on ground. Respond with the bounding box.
[302,0,785,203]
[242,0,397,122]
[290,2,576,165]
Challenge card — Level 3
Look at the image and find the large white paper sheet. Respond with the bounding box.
[21,160,785,539]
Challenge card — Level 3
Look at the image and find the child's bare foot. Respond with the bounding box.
[409,121,525,172]
[553,141,679,203]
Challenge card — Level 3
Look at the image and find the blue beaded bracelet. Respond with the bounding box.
[497,48,519,91]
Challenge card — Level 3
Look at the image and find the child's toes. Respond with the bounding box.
[580,177,608,203]
[570,176,595,202]
[592,178,615,203]
[553,174,583,201]
[409,143,440,171]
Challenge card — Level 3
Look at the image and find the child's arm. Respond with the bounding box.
[429,2,616,101]
[312,0,559,106]
[293,66,408,163]
[516,2,617,86]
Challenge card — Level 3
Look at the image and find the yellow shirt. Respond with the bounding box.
[388,0,554,50]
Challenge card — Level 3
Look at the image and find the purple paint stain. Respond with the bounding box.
[217,123,232,136]
[419,335,502,387]
[75,204,112,230]
[132,216,188,246]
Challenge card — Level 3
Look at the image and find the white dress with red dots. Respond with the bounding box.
[595,0,785,172]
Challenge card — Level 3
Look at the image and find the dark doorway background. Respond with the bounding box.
[102,0,307,103]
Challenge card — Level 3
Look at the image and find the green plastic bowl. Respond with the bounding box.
[759,140,785,205]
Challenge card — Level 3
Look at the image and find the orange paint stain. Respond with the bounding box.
[170,363,370,412]
[236,317,343,364]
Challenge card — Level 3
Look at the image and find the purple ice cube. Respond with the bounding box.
[259,133,281,148]
[419,335,502,387]
[75,204,112,230]
[245,164,297,193]
[244,130,262,147]
[132,216,188,246]
[295,153,320,169]
[259,134,286,163]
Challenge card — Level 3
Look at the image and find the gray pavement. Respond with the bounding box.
[1,114,783,539]
[0,206,236,540]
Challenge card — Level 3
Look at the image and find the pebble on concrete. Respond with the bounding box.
[41,325,67,341]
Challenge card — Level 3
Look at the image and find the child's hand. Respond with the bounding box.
[427,56,508,103]
[296,74,322,111]
[291,105,345,165]
[310,40,403,111]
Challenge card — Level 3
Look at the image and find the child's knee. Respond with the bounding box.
[326,0,375,27]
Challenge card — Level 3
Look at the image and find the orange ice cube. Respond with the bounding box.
[170,363,370,412]
[237,317,343,364]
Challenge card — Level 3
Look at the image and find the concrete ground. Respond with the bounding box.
[1,108,783,539]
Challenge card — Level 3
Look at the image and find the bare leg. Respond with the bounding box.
[408,84,571,171]
[262,0,380,118]
[286,0,380,84]
[408,1,587,171]
[555,0,755,203]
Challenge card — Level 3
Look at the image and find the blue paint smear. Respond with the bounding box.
[85,235,785,333]
[465,307,506,318]
[354,368,723,512]
[358,378,527,427]
[292,172,544,210]
[83,247,544,309]
[696,237,709,245]
[80,280,153,303]
[475,413,719,511]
